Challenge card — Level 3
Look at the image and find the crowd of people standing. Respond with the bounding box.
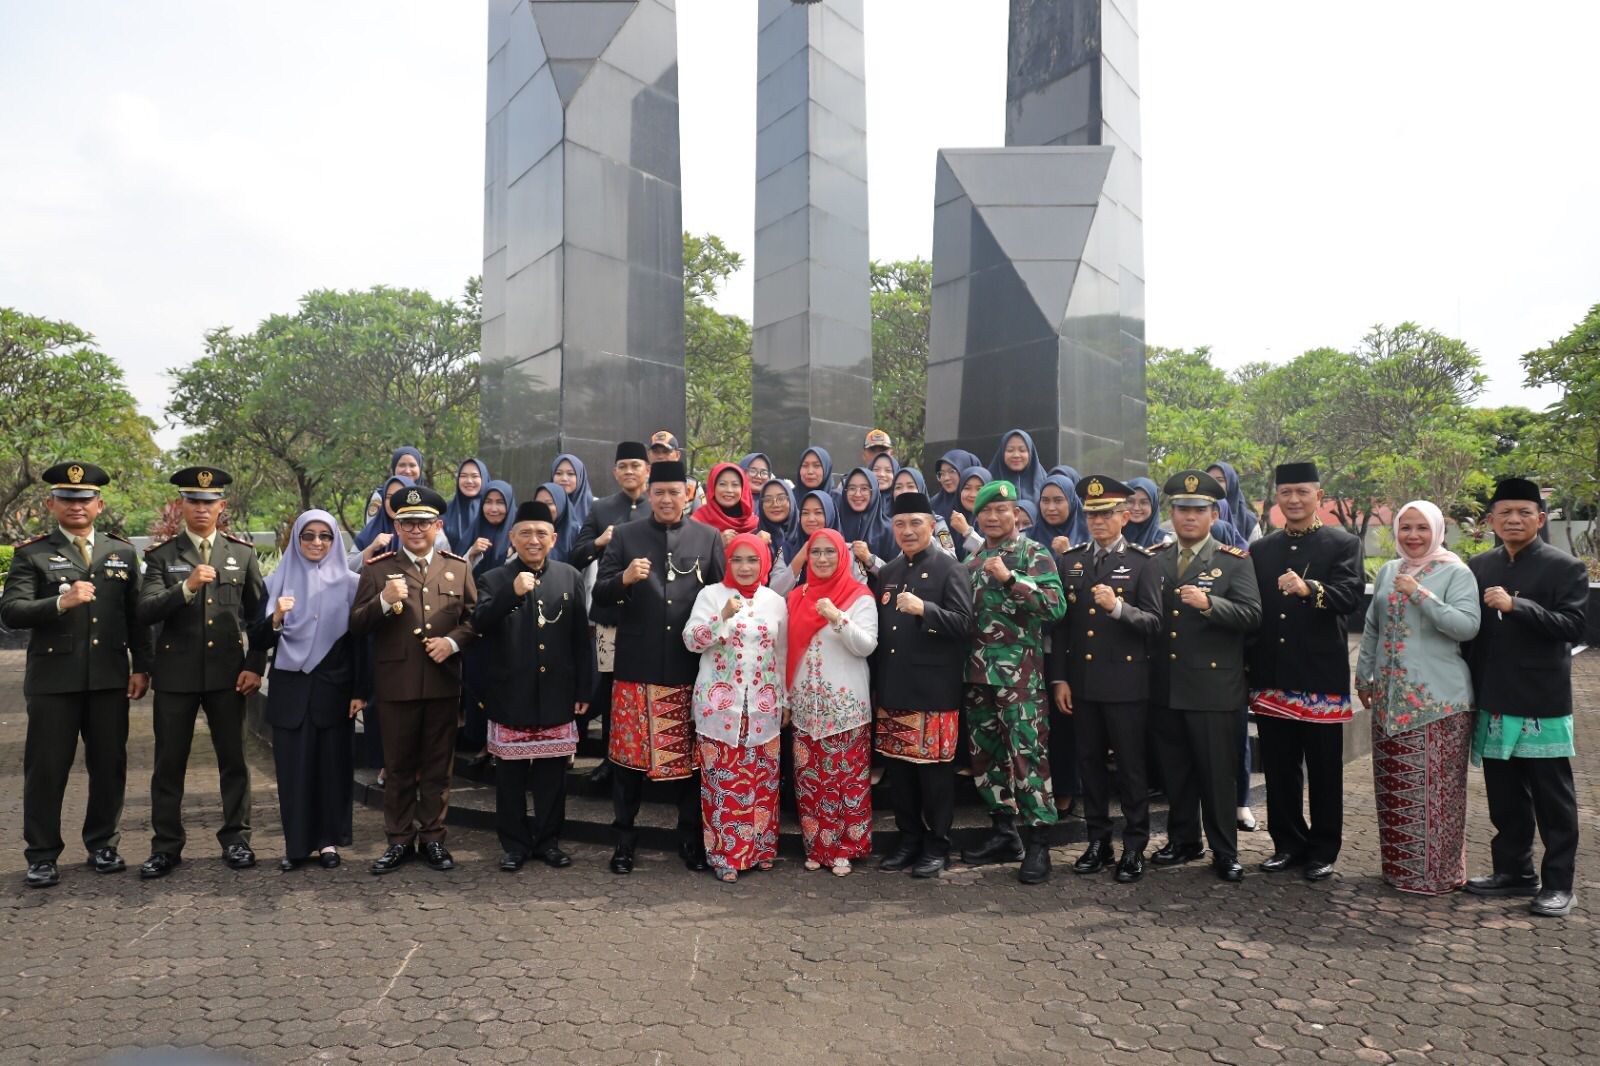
[2,429,1587,917]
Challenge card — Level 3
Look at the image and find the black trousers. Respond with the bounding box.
[495,755,568,857]
[378,697,458,847]
[589,670,613,749]
[610,765,701,849]
[1256,715,1344,864]
[150,688,252,856]
[1482,756,1579,891]
[1047,705,1081,798]
[1151,704,1238,863]
[272,719,354,858]
[23,689,129,865]
[1073,699,1149,852]
[885,758,955,858]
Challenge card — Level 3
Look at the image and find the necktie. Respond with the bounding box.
[1178,547,1194,575]
[73,536,91,567]
[199,537,210,566]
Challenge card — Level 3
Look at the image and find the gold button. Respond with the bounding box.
[891,625,897,631]
[207,619,214,625]
[890,649,896,654]
[425,604,431,611]
[1086,630,1094,637]
[1279,638,1286,644]
[1172,610,1180,617]
[1290,545,1298,552]
[92,639,99,646]
[1210,661,1217,668]
[1280,613,1286,619]
[207,641,214,648]
[47,648,53,653]
[1088,608,1096,616]
[91,616,97,623]
[538,644,545,651]
[540,666,546,673]
[1126,655,1133,662]
[207,598,214,605]
[1084,654,1093,661]
[1170,653,1177,660]
[425,623,432,630]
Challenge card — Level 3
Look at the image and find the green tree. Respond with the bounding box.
[0,308,163,539]
[870,258,932,469]
[1522,303,1600,554]
[682,233,753,474]
[167,282,481,534]
[1144,345,1249,481]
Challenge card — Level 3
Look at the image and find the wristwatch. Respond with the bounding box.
[1003,572,1017,588]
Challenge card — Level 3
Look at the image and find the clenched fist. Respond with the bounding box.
[622,558,652,586]
[185,565,217,593]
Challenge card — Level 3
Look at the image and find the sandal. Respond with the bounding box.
[831,860,852,877]
[715,868,738,884]
[804,859,822,872]
[755,860,774,872]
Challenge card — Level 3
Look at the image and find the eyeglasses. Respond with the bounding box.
[810,547,839,558]
[845,486,871,496]
[396,519,435,531]
[298,531,336,543]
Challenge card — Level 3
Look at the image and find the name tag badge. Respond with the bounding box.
[47,561,73,571]
[168,564,193,575]
[105,558,129,569]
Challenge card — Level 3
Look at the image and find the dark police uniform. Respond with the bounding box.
[872,513,975,874]
[1147,471,1262,879]
[472,542,593,866]
[1,462,152,886]
[349,485,477,873]
[1246,462,1363,874]
[593,464,725,871]
[137,467,267,877]
[1047,476,1162,877]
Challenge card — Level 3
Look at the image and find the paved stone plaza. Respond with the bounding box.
[0,648,1595,1065]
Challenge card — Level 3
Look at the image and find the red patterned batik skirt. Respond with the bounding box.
[874,708,960,764]
[608,682,698,781]
[792,724,873,865]
[487,719,578,761]
[1372,712,1471,895]
[697,735,781,874]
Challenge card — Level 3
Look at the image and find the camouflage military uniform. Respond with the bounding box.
[963,534,1067,827]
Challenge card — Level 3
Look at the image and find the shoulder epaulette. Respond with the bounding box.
[143,540,162,553]
[221,531,255,547]
[1131,543,1155,556]
[1147,540,1172,551]
[106,531,133,544]
[1064,542,1091,554]
[440,550,467,562]
[365,551,398,565]
[13,533,47,549]
[1218,544,1249,558]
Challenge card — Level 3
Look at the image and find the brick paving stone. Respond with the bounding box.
[0,647,1598,1064]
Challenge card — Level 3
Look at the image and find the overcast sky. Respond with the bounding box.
[3,1,1595,448]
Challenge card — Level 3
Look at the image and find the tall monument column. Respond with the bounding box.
[752,0,872,479]
[925,0,1146,478]
[480,0,685,499]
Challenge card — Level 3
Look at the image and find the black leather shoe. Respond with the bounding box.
[609,845,634,875]
[1114,849,1145,884]
[679,840,709,872]
[370,843,414,875]
[279,857,304,872]
[960,817,1025,866]
[1304,862,1336,882]
[537,847,572,869]
[1530,889,1575,917]
[1260,851,1306,873]
[1214,859,1245,883]
[25,862,59,888]
[499,852,526,872]
[1465,871,1540,897]
[1072,839,1114,874]
[910,854,947,879]
[140,852,181,879]
[223,843,257,869]
[878,840,920,872]
[89,847,125,874]
[585,761,612,789]
[1151,842,1205,867]
[318,850,341,869]
[1018,834,1051,885]
[422,842,455,871]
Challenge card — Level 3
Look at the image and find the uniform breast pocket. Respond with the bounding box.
[214,574,244,605]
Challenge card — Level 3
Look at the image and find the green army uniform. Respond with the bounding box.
[0,462,152,881]
[137,467,267,872]
[961,489,1067,830]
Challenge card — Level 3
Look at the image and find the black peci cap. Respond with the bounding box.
[514,500,557,526]
[615,441,649,463]
[890,491,933,516]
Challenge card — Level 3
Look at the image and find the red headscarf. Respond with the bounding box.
[722,532,772,599]
[785,528,870,686]
[693,461,758,536]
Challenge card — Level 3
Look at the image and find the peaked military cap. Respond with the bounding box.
[170,466,232,500]
[1164,469,1225,506]
[1075,474,1132,513]
[42,461,109,499]
[390,483,447,518]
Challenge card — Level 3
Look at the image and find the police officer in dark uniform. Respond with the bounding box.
[1048,476,1162,883]
[137,466,267,879]
[1147,470,1262,883]
[2,462,152,888]
[570,441,653,789]
[471,500,593,871]
[872,490,975,879]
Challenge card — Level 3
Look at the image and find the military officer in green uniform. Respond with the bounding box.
[136,467,267,879]
[1048,475,1163,883]
[2,462,152,888]
[957,479,1067,884]
[1148,470,1262,882]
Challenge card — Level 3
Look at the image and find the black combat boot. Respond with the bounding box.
[960,815,1025,865]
